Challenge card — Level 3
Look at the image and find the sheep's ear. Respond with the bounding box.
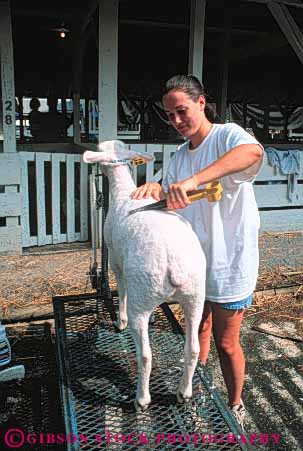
[83,151,108,164]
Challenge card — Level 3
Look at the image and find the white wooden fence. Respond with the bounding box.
[129,144,303,233]
[19,152,88,247]
[0,153,22,254]
[254,151,303,231]
[16,145,303,251]
[127,143,177,186]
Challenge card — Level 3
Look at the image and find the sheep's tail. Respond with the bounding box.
[167,264,190,288]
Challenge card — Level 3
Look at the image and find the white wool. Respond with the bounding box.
[83,140,206,410]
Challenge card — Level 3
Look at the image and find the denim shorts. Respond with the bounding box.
[214,294,254,310]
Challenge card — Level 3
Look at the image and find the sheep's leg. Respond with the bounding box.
[128,312,152,411]
[111,264,128,330]
[177,305,202,403]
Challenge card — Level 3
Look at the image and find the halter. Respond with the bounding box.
[108,159,130,165]
[108,157,148,167]
[95,157,147,180]
[93,156,149,208]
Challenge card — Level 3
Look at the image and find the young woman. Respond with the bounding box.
[132,74,264,428]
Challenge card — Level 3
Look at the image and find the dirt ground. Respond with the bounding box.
[0,232,303,324]
[0,231,303,450]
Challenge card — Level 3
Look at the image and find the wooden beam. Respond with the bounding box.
[12,12,270,37]
[230,33,287,60]
[0,1,17,153]
[98,0,119,141]
[217,5,232,121]
[268,2,303,64]
[13,9,77,20]
[207,26,268,37]
[119,19,269,37]
[244,0,303,8]
[188,0,206,81]
[80,0,98,35]
[120,19,188,30]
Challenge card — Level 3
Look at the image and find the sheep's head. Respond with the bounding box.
[83,140,154,167]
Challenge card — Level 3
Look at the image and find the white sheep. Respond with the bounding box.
[83,140,206,411]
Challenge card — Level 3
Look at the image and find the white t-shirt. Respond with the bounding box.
[162,122,264,303]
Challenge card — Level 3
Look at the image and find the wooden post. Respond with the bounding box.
[217,4,232,122]
[72,16,95,145]
[96,0,119,285]
[188,0,206,82]
[0,1,16,153]
[85,98,89,139]
[61,97,67,138]
[73,93,81,144]
[243,102,248,129]
[18,96,24,141]
[263,104,270,142]
[98,0,119,142]
[0,1,22,255]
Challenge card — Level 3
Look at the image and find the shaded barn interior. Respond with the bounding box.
[9,0,303,142]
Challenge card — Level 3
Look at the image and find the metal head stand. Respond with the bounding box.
[0,333,25,423]
[88,166,117,322]
[0,365,25,383]
[0,324,25,383]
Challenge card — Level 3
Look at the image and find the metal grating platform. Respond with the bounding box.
[53,293,254,451]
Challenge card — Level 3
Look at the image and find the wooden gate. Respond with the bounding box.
[19,152,89,247]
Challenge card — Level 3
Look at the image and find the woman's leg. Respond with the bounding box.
[211,303,245,407]
[198,301,213,365]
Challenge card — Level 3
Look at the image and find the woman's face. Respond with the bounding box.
[163,89,206,139]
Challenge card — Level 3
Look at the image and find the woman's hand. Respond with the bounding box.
[132,182,164,201]
[166,176,198,209]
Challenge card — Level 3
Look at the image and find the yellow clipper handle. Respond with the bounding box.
[187,181,223,203]
[188,191,210,202]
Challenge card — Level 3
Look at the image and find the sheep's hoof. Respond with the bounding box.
[134,399,150,412]
[176,390,192,404]
[114,320,128,332]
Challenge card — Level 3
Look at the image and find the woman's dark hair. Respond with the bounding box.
[162,74,220,123]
